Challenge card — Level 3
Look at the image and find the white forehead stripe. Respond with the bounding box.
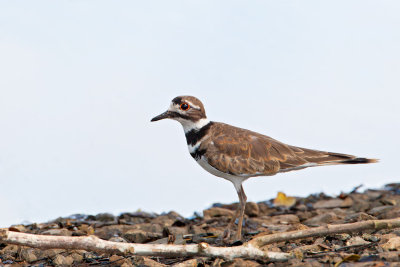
[185,100,200,110]
[168,100,200,110]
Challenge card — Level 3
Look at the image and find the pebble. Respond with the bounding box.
[109,254,125,263]
[345,212,376,223]
[346,236,370,246]
[336,233,351,241]
[20,248,38,263]
[203,207,234,218]
[172,259,198,267]
[380,206,400,219]
[245,202,260,217]
[340,197,354,208]
[41,229,71,236]
[304,212,337,226]
[95,213,116,222]
[362,233,380,242]
[221,258,261,267]
[8,225,26,232]
[368,206,392,217]
[135,256,166,266]
[70,252,84,263]
[123,229,162,243]
[53,254,74,266]
[164,226,188,236]
[270,214,300,224]
[380,236,400,251]
[313,199,343,209]
[379,251,400,261]
[121,261,134,267]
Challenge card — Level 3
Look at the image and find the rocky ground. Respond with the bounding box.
[2,184,400,266]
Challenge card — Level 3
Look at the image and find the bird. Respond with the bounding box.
[151,95,378,241]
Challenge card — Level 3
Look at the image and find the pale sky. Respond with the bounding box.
[0,1,399,227]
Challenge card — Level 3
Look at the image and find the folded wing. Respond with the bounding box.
[202,123,377,177]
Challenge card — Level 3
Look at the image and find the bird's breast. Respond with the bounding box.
[188,142,206,160]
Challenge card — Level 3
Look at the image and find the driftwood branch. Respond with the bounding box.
[250,218,400,247]
[0,229,290,261]
[1,218,400,261]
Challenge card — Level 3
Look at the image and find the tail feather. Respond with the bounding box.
[280,145,379,172]
[277,155,378,173]
[336,157,378,164]
[289,147,379,166]
[317,152,379,166]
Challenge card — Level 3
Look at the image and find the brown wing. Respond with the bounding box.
[201,122,376,177]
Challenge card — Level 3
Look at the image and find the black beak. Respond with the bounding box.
[151,111,171,122]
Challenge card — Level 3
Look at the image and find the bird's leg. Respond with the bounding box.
[229,206,240,228]
[222,204,240,241]
[235,185,247,241]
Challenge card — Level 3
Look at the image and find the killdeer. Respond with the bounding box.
[151,96,378,241]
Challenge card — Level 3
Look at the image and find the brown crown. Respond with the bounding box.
[172,96,207,121]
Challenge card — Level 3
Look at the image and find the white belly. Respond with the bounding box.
[195,156,248,192]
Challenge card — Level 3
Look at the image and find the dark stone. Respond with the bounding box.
[94,213,115,222]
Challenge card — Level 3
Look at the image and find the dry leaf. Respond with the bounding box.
[273,192,296,207]
[334,254,361,267]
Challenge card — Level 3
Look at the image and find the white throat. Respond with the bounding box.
[177,118,210,133]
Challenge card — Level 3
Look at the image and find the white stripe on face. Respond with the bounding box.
[168,102,193,116]
[185,100,200,110]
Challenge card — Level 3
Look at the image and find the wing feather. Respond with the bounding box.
[199,122,374,177]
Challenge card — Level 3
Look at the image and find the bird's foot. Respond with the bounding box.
[222,229,243,245]
[222,228,231,243]
[230,239,243,246]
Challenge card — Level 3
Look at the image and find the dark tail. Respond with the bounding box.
[338,157,379,164]
[318,152,379,166]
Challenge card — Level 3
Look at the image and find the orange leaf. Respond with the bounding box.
[273,192,296,207]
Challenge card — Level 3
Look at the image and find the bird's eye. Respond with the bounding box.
[180,103,190,111]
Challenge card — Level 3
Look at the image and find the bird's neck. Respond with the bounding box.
[180,118,211,133]
[183,120,213,147]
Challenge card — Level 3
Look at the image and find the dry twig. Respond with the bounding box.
[250,218,400,247]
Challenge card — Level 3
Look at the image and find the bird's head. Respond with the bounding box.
[151,96,209,132]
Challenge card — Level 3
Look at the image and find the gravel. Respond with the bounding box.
[1,183,400,266]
